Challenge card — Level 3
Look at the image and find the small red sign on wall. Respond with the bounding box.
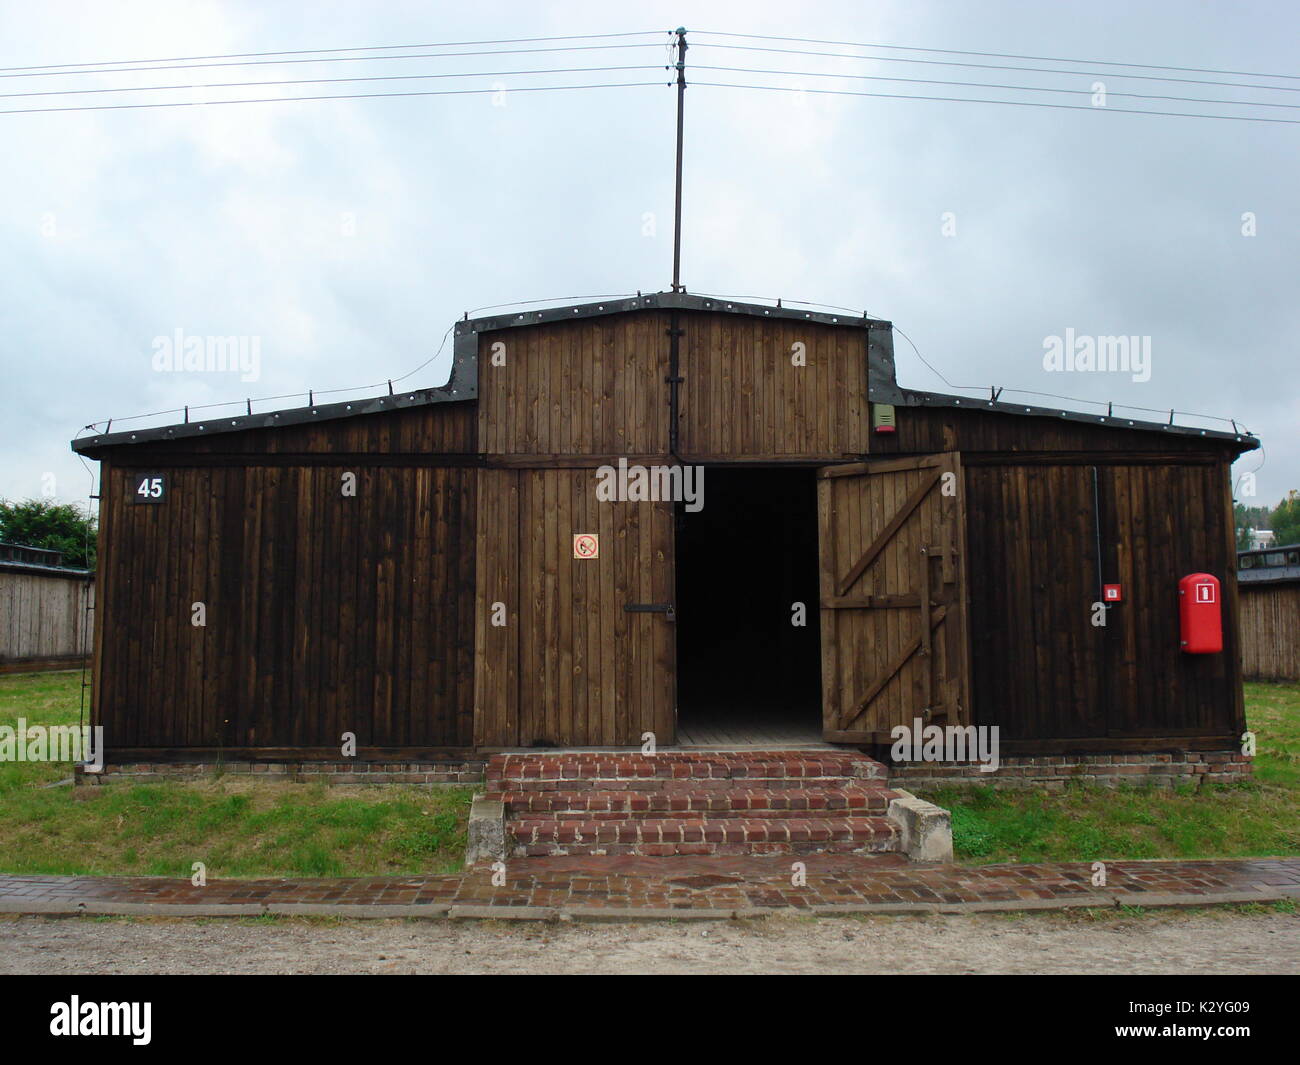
[1103,584,1122,602]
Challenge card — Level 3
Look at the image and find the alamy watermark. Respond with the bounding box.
[151,328,261,382]
[890,717,1000,773]
[594,458,704,511]
[50,997,151,1045]
[0,719,103,770]
[1042,328,1151,382]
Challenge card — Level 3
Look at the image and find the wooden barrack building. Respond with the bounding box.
[72,293,1257,761]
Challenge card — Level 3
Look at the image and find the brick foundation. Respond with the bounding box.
[75,760,486,786]
[887,750,1252,790]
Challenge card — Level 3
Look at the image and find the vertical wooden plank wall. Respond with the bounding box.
[471,466,675,748]
[962,457,1241,747]
[477,313,671,457]
[85,308,1254,756]
[1239,584,1300,681]
[474,468,520,746]
[477,310,871,461]
[678,314,869,459]
[0,573,93,666]
[96,452,478,752]
[514,470,674,747]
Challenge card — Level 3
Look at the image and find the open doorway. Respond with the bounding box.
[674,466,823,746]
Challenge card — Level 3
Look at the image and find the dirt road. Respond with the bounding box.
[2,908,1295,975]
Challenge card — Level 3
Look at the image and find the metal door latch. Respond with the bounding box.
[624,603,676,622]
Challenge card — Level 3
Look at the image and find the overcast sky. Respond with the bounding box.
[1,0,1295,513]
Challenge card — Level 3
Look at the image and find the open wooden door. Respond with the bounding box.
[817,454,971,743]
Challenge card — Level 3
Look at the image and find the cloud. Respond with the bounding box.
[0,0,1295,512]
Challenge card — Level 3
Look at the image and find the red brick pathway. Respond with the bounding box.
[2,857,1297,919]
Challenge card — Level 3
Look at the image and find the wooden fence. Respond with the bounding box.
[0,568,94,673]
[1240,581,1300,682]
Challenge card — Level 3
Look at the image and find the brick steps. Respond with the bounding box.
[487,751,885,786]
[489,787,896,818]
[487,750,901,859]
[509,816,898,857]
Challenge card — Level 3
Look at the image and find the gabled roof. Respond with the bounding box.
[71,290,1258,454]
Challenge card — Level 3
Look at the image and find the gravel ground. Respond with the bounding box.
[2,908,1296,974]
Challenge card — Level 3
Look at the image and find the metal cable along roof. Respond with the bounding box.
[72,291,1258,454]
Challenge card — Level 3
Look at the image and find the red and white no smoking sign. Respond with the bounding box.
[573,533,599,559]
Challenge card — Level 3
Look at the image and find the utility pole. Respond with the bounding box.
[671,27,688,292]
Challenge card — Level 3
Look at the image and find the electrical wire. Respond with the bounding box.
[0,65,666,100]
[0,80,664,116]
[693,41,1300,95]
[892,326,1251,430]
[7,60,1292,118]
[690,290,885,319]
[0,42,665,80]
[465,292,641,314]
[692,30,1300,84]
[696,80,1300,125]
[0,30,667,74]
[692,64,1300,111]
[77,287,647,433]
[76,339,451,437]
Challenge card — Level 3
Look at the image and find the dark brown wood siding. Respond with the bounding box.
[83,308,1254,758]
[875,405,1240,459]
[962,458,1244,750]
[105,401,478,458]
[473,466,674,747]
[95,460,476,753]
[478,312,671,457]
[678,313,869,459]
[476,310,871,460]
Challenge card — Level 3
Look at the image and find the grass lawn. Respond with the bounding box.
[0,672,473,877]
[2,672,1298,874]
[919,681,1300,863]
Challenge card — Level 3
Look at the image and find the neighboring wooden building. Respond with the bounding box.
[0,543,94,674]
[1238,544,1300,682]
[71,293,1257,761]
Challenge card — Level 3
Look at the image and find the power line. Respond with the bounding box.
[5,67,1292,124]
[0,30,666,75]
[0,65,666,101]
[0,42,664,81]
[0,80,663,116]
[693,30,1300,84]
[892,327,1248,430]
[696,80,1300,125]
[695,42,1300,95]
[694,64,1300,111]
[78,324,457,431]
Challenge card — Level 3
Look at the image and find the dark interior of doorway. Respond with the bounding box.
[674,467,823,746]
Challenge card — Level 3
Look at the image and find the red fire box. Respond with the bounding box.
[1178,573,1222,654]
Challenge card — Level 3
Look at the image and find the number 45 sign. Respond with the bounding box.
[132,472,167,504]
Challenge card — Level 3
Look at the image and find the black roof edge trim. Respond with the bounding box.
[454,290,885,336]
[72,381,474,455]
[883,385,1259,448]
[863,324,1253,446]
